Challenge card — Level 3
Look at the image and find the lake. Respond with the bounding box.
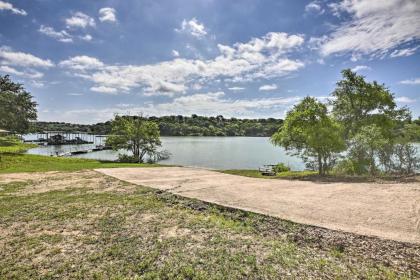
[25,136,305,170]
[25,136,420,171]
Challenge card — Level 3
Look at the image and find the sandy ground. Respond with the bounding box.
[96,167,420,244]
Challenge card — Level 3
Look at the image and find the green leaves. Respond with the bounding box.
[271,97,345,175]
[330,69,408,138]
[106,115,163,163]
[0,75,37,134]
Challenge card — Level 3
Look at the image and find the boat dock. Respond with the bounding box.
[54,145,113,157]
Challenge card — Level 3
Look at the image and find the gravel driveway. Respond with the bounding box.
[96,167,420,244]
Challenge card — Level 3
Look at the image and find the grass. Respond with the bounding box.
[221,169,420,183]
[222,169,317,179]
[0,171,417,279]
[0,153,161,174]
[0,142,37,154]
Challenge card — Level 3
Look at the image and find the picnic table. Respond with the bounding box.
[258,164,276,176]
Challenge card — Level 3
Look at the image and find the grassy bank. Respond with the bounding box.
[222,169,317,179]
[0,171,417,279]
[0,154,161,174]
[0,142,37,154]
[221,169,420,183]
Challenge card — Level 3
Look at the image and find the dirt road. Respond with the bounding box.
[96,167,420,244]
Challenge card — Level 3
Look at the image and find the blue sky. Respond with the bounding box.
[0,0,419,124]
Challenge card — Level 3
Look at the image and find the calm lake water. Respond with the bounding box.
[25,136,305,170]
[24,135,420,171]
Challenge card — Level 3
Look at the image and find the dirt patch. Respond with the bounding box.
[0,170,138,195]
[159,226,191,240]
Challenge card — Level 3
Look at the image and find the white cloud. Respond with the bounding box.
[80,34,93,41]
[66,12,95,29]
[400,78,420,85]
[59,55,104,70]
[90,86,118,94]
[351,65,371,72]
[228,87,245,91]
[0,46,54,68]
[60,32,304,95]
[395,96,416,103]
[390,46,419,58]
[39,25,73,43]
[176,18,207,38]
[144,80,187,96]
[0,65,43,79]
[321,0,420,58]
[0,1,26,16]
[99,7,117,23]
[259,84,278,91]
[30,80,44,88]
[305,1,324,15]
[172,50,180,57]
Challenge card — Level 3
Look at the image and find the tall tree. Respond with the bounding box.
[271,97,345,175]
[330,69,410,139]
[106,115,164,163]
[0,75,37,133]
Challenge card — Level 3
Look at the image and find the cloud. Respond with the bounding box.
[65,12,95,29]
[228,87,245,91]
[80,34,93,41]
[172,50,180,57]
[400,78,420,85]
[390,46,419,58]
[99,7,117,23]
[39,25,73,43]
[53,92,301,123]
[321,0,420,58]
[259,84,278,91]
[90,86,118,94]
[0,1,26,16]
[59,55,104,70]
[351,65,370,72]
[0,46,54,68]
[176,18,207,38]
[395,96,416,103]
[305,1,324,15]
[60,32,305,96]
[0,65,43,79]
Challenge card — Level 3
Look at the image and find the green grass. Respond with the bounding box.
[0,153,161,174]
[222,169,317,179]
[0,173,416,279]
[0,143,37,154]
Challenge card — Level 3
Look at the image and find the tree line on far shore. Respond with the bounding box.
[33,116,284,137]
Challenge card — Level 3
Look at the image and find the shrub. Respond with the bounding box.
[273,163,290,173]
[392,143,420,175]
[117,154,139,163]
[332,159,358,176]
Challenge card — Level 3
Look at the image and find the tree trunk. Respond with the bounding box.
[318,154,323,175]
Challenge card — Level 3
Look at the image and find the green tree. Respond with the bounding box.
[346,124,389,175]
[106,115,164,163]
[330,69,409,139]
[271,97,345,175]
[0,75,37,133]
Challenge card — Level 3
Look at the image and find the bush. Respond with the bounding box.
[117,154,139,163]
[392,143,420,175]
[332,159,358,176]
[273,163,290,173]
